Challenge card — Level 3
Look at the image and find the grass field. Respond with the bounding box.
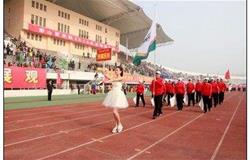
[4,93,140,110]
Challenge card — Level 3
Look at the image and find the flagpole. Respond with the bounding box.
[153,2,157,104]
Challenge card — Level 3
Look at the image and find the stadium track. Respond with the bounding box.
[4,92,246,160]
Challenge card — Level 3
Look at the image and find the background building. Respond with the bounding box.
[4,0,120,63]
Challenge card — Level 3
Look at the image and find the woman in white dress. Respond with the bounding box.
[103,66,129,133]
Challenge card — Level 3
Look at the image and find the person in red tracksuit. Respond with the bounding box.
[218,78,227,104]
[195,79,202,103]
[166,80,175,106]
[136,80,146,107]
[211,78,219,107]
[186,79,195,106]
[201,78,212,113]
[150,71,165,119]
[175,78,185,110]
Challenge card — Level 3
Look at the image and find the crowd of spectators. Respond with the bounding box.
[4,36,205,81]
[4,38,57,69]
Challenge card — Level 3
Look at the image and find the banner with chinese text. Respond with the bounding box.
[96,48,112,61]
[4,67,46,88]
[27,24,119,52]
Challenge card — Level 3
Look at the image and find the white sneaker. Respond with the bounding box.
[117,124,123,133]
[112,125,118,133]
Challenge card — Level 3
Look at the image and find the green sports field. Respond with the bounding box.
[4,93,143,110]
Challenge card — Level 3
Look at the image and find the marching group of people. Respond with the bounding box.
[101,66,228,133]
[135,71,227,119]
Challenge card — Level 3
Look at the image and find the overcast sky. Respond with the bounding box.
[134,0,246,77]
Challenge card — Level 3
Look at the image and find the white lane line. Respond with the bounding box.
[210,93,244,160]
[5,104,103,121]
[5,107,108,125]
[5,109,152,147]
[5,109,114,133]
[126,93,236,160]
[35,111,180,160]
[126,114,204,160]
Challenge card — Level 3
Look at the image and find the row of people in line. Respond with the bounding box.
[135,71,227,119]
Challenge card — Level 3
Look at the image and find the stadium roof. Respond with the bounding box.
[46,0,173,49]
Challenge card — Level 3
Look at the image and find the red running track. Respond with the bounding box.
[4,92,246,160]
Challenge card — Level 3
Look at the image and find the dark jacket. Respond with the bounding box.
[47,82,56,92]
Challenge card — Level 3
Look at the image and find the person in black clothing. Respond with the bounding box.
[47,80,56,101]
[77,84,81,95]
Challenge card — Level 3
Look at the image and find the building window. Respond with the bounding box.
[36,2,39,9]
[58,11,60,16]
[39,17,42,26]
[105,28,108,33]
[35,15,38,24]
[43,18,46,27]
[64,25,66,33]
[39,35,42,41]
[60,24,63,32]
[27,33,30,39]
[35,35,38,40]
[96,25,102,31]
[40,3,43,10]
[68,14,70,20]
[44,5,47,11]
[31,14,34,24]
[54,39,56,44]
[61,12,64,18]
[58,23,60,31]
[32,1,35,8]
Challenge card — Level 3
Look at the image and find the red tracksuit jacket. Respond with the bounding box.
[186,82,195,94]
[218,82,226,92]
[150,78,165,96]
[201,82,212,97]
[195,82,202,92]
[136,84,145,94]
[175,82,185,95]
[211,82,219,93]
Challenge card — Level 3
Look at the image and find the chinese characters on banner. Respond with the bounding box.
[4,67,46,89]
[27,24,119,52]
[96,48,112,61]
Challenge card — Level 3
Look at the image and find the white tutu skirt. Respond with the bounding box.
[103,88,129,109]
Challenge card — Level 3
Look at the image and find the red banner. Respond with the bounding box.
[96,48,112,61]
[4,67,46,89]
[27,24,119,52]
[225,69,230,80]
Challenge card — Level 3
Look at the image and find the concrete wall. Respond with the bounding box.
[4,0,24,38]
